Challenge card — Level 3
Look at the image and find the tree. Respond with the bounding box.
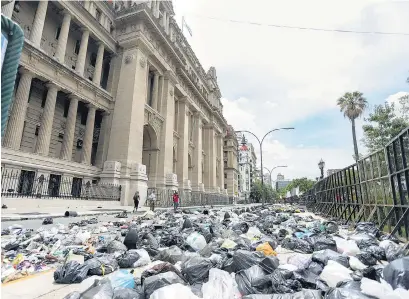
[283,177,316,195]
[362,102,408,152]
[337,91,368,161]
[250,180,277,203]
[398,94,409,121]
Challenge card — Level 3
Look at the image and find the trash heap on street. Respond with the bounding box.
[2,205,409,299]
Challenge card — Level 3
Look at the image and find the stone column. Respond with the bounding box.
[3,70,33,150]
[176,98,190,190]
[95,111,110,168]
[76,29,89,76]
[54,11,71,62]
[218,134,225,190]
[157,75,164,113]
[93,42,104,86]
[156,74,178,189]
[162,11,167,29]
[81,104,96,164]
[29,0,48,47]
[151,72,159,110]
[204,125,217,192]
[60,95,78,160]
[2,0,15,19]
[35,83,59,156]
[192,113,203,191]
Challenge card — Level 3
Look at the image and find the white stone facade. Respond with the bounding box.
[1,0,233,206]
[223,126,239,201]
[236,133,257,201]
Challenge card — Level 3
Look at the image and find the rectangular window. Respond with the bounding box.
[41,89,47,108]
[55,26,61,40]
[224,184,227,189]
[74,40,80,55]
[63,98,70,117]
[224,173,227,179]
[224,141,227,146]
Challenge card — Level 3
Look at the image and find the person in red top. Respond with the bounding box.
[173,191,179,212]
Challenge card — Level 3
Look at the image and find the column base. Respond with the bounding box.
[129,163,148,207]
[100,161,121,185]
[192,183,205,192]
[165,173,178,190]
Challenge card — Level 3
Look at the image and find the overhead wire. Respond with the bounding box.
[185,13,409,36]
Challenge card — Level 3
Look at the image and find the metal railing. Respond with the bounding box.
[304,127,409,240]
[145,188,230,208]
[1,169,121,201]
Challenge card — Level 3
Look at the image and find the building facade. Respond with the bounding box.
[223,126,239,201]
[275,173,291,191]
[236,133,257,201]
[1,0,231,206]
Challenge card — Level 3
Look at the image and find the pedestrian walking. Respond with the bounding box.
[173,191,179,212]
[148,190,156,211]
[133,191,140,212]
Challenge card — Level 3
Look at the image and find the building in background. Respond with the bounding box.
[263,174,272,186]
[275,173,291,191]
[236,133,257,201]
[1,0,232,206]
[223,126,239,202]
[327,169,341,176]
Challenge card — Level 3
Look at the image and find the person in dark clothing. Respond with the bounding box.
[133,191,140,212]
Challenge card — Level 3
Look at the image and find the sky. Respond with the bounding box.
[172,0,409,180]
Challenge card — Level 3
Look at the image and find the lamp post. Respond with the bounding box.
[318,159,325,180]
[235,128,295,205]
[264,165,287,189]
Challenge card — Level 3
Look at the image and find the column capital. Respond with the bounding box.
[101,110,111,117]
[68,94,80,101]
[59,9,71,17]
[96,41,105,48]
[45,82,60,91]
[80,27,90,33]
[85,103,97,111]
[178,96,188,103]
[19,67,34,77]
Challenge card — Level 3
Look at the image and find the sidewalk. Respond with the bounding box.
[1,197,260,221]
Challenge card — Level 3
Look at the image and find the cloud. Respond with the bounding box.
[386,91,409,117]
[173,0,409,178]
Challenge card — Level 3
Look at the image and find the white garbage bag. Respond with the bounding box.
[287,254,312,269]
[75,231,91,245]
[202,268,241,299]
[333,236,360,256]
[186,232,207,251]
[133,249,151,267]
[361,277,398,299]
[150,283,200,299]
[320,260,352,287]
[245,227,262,240]
[349,256,367,271]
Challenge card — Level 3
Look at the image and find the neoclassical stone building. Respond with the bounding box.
[1,0,232,205]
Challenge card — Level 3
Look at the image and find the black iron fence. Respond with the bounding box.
[304,127,409,241]
[146,188,230,208]
[1,169,121,201]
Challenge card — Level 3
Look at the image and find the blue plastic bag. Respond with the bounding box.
[110,270,135,289]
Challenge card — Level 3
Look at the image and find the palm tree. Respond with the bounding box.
[337,91,368,161]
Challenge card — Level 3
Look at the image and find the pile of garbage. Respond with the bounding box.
[2,205,409,299]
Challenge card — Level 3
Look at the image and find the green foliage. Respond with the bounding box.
[362,102,409,152]
[282,177,316,195]
[399,94,409,121]
[250,180,277,203]
[337,91,368,120]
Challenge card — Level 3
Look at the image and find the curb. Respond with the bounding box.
[1,203,261,222]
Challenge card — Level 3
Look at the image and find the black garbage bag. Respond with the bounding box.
[325,221,339,234]
[293,269,318,288]
[86,255,119,276]
[81,278,114,299]
[356,252,377,266]
[143,271,186,299]
[337,279,362,290]
[4,241,20,251]
[123,229,138,250]
[232,222,250,234]
[68,248,93,261]
[142,233,159,248]
[235,265,266,295]
[142,262,186,282]
[307,234,337,251]
[181,256,213,284]
[259,256,280,274]
[107,240,127,254]
[63,292,81,299]
[356,238,378,250]
[233,250,266,272]
[316,279,330,292]
[224,212,231,220]
[113,288,144,299]
[222,257,235,273]
[383,241,405,262]
[308,261,324,275]
[42,217,53,225]
[355,222,379,237]
[54,261,89,284]
[243,289,322,299]
[364,245,386,261]
[379,234,400,243]
[325,287,373,299]
[117,250,140,268]
[312,249,350,268]
[383,256,409,290]
[182,218,193,229]
[271,272,302,294]
[154,245,184,264]
[282,237,313,254]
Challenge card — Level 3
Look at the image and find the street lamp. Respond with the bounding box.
[235,128,295,205]
[318,159,325,179]
[264,165,287,189]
